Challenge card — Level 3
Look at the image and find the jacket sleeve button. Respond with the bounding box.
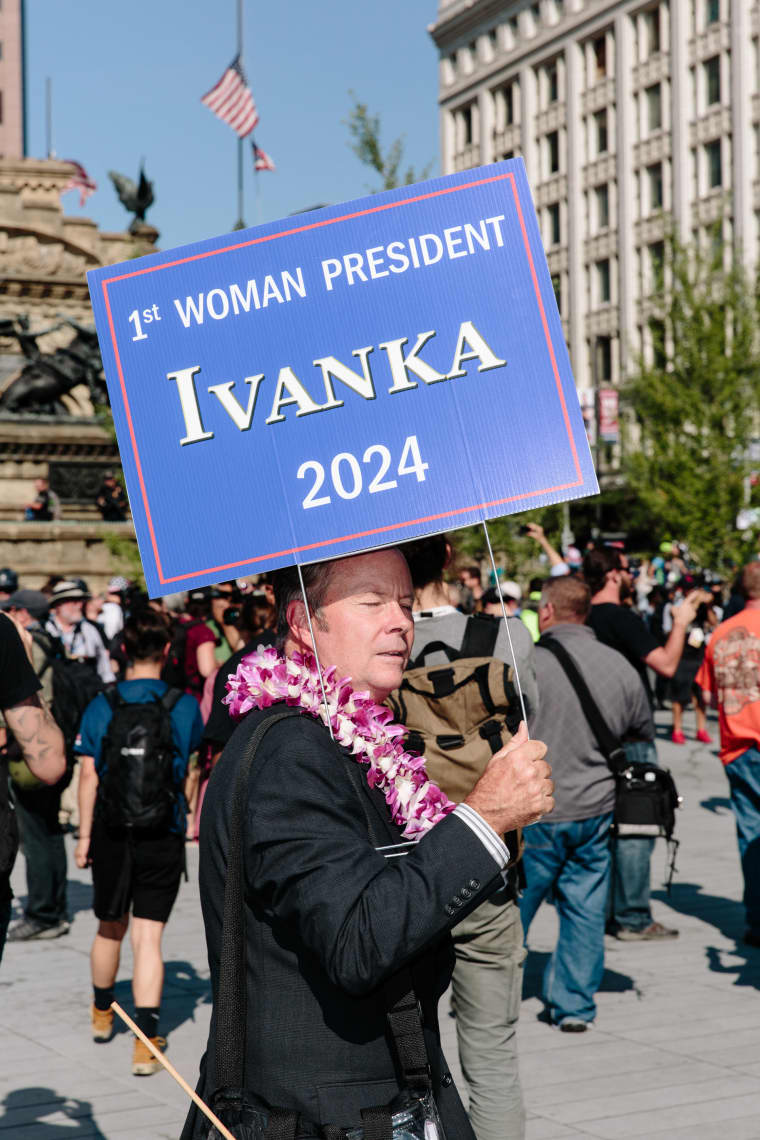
[460,887,472,899]
[441,1073,453,1087]
[469,879,481,890]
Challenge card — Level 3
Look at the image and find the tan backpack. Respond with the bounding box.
[387,614,523,804]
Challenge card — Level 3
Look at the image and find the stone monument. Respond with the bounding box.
[0,156,159,590]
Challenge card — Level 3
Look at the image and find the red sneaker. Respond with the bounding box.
[696,729,712,744]
[671,730,686,744]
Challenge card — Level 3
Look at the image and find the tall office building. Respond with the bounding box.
[0,0,24,158]
[429,0,759,461]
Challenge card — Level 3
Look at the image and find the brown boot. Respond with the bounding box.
[132,1034,167,1076]
[91,1004,114,1042]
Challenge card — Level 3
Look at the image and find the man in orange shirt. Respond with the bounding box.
[697,562,760,945]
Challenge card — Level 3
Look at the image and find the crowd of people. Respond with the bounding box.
[0,526,758,1140]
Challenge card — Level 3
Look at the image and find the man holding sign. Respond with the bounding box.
[183,548,552,1140]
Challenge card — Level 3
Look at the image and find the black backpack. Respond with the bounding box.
[36,630,106,779]
[96,688,182,831]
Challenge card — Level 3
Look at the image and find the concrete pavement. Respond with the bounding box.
[2,708,760,1139]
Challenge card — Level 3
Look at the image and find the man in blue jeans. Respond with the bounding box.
[521,576,654,1031]
[584,546,701,939]
[697,563,760,944]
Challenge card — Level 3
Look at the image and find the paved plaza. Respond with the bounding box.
[3,708,760,1139]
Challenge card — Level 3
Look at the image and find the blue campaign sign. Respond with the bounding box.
[87,159,597,596]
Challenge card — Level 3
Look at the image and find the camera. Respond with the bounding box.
[222,605,241,626]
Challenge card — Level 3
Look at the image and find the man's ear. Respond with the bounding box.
[285,598,314,650]
[444,541,453,572]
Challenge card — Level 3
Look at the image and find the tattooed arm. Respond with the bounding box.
[4,694,66,785]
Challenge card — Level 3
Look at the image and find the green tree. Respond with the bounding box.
[624,232,760,571]
[345,93,432,191]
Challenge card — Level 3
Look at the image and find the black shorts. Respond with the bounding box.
[90,823,184,923]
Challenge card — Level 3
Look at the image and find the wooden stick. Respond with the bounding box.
[111,1001,236,1140]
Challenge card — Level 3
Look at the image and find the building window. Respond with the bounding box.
[596,336,613,381]
[489,29,499,54]
[595,109,608,154]
[462,105,474,145]
[706,0,719,24]
[448,54,457,78]
[596,259,611,304]
[504,81,516,125]
[705,56,721,105]
[596,183,610,229]
[649,241,665,286]
[648,162,664,209]
[593,36,607,79]
[506,15,518,47]
[548,202,561,245]
[547,62,559,103]
[649,319,666,370]
[547,130,560,174]
[469,41,478,65]
[531,3,540,32]
[646,83,662,131]
[551,273,562,312]
[644,7,661,55]
[706,139,722,187]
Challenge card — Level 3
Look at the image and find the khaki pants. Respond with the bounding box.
[451,891,526,1140]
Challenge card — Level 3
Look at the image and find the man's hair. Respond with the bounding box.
[582,547,623,596]
[541,576,591,622]
[273,562,335,645]
[400,535,448,590]
[742,562,760,600]
[123,608,171,663]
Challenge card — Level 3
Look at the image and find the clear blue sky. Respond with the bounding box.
[24,0,441,251]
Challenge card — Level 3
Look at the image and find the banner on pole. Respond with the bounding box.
[598,387,619,443]
[87,160,598,596]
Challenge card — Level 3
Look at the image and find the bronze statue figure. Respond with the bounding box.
[108,164,155,233]
[0,317,108,415]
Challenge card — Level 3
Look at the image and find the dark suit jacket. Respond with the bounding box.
[183,705,503,1138]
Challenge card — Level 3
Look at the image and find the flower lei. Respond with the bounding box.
[224,644,456,839]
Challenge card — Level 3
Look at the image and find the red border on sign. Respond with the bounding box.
[101,172,583,585]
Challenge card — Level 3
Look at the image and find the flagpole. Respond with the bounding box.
[234,0,245,229]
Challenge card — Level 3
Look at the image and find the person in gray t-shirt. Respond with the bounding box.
[521,575,653,1032]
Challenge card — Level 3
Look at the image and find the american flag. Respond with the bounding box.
[201,55,259,138]
[62,160,97,207]
[252,143,276,172]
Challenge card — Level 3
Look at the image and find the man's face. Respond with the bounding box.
[9,606,32,629]
[307,550,414,702]
[55,599,83,625]
[618,555,633,602]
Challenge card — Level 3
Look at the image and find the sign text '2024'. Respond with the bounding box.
[297,436,428,509]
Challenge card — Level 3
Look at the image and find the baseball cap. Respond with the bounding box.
[499,580,522,603]
[8,589,49,621]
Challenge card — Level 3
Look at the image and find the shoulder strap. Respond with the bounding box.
[460,614,499,658]
[215,708,302,1095]
[104,687,122,712]
[537,635,626,771]
[160,687,183,713]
